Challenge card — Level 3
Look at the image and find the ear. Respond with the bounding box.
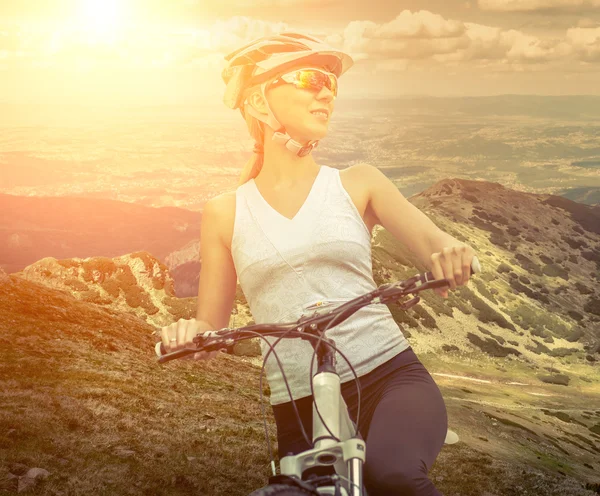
[246,90,268,115]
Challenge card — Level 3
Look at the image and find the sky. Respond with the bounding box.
[1,0,599,106]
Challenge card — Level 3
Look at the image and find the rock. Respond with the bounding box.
[18,468,50,493]
[233,338,261,357]
[0,267,12,285]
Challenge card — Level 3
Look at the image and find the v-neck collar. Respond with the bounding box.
[250,166,325,222]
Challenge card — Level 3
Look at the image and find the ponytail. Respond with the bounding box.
[238,89,266,186]
[238,152,263,186]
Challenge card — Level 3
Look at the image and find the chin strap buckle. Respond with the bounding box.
[272,131,319,157]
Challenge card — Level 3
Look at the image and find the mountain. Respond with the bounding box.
[9,252,254,353]
[1,178,600,494]
[0,193,201,295]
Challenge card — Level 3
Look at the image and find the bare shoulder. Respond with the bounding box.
[338,164,380,230]
[203,190,236,252]
[339,163,378,200]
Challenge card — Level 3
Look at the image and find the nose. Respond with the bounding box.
[316,84,335,102]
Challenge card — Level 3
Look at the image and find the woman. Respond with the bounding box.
[161,31,476,495]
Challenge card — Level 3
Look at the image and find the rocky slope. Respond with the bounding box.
[0,266,598,495]
[2,177,600,494]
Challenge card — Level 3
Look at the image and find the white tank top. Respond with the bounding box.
[231,165,410,405]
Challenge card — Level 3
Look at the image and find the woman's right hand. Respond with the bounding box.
[160,318,219,361]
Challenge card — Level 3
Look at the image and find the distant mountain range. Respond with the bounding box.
[0,193,201,296]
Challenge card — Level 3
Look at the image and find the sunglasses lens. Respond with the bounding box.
[295,70,338,97]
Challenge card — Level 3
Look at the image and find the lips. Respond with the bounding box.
[310,110,329,120]
[310,108,330,118]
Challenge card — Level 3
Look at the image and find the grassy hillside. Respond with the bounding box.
[1,273,599,495]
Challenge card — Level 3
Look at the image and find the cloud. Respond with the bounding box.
[566,26,600,61]
[339,10,562,64]
[478,0,600,11]
[341,11,469,61]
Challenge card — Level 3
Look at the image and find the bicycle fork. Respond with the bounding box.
[280,371,367,495]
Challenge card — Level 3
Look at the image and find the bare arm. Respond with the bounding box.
[358,163,452,269]
[196,195,238,330]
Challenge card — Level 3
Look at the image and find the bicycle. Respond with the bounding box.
[156,256,481,495]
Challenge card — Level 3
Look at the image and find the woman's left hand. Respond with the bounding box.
[430,245,476,298]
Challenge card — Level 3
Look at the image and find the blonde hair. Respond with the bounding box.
[237,86,267,187]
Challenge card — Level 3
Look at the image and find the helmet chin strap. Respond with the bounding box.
[243,83,320,158]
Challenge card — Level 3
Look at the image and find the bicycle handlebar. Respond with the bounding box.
[156,256,481,363]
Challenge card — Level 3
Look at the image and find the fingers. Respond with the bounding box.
[160,323,175,352]
[158,318,218,361]
[160,318,192,352]
[430,252,449,298]
[430,246,475,298]
[177,318,187,348]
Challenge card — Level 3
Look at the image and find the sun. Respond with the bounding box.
[78,0,125,40]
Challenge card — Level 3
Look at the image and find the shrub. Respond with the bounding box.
[526,341,551,355]
[163,296,197,321]
[549,347,578,357]
[542,264,569,281]
[584,297,600,316]
[478,325,505,344]
[518,275,531,285]
[566,327,584,342]
[418,291,454,318]
[388,303,420,329]
[65,278,88,292]
[79,289,112,304]
[57,259,80,269]
[489,231,510,248]
[81,257,118,283]
[124,286,144,308]
[442,344,460,352]
[516,253,542,276]
[538,374,570,386]
[498,263,512,274]
[469,291,516,332]
[472,278,497,304]
[411,304,438,329]
[568,310,584,322]
[508,277,542,302]
[100,278,121,298]
[463,193,479,203]
[561,235,587,250]
[467,332,520,357]
[530,326,550,339]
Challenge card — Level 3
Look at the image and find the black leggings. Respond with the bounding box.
[272,347,447,495]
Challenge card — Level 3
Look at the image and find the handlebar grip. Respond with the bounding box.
[154,342,199,363]
[424,255,482,282]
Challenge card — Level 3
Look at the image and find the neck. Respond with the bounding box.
[256,129,320,188]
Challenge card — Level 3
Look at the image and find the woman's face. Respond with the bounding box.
[264,67,336,144]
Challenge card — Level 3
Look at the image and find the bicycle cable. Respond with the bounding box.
[308,310,362,442]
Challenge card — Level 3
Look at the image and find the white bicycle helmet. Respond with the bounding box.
[221,32,354,157]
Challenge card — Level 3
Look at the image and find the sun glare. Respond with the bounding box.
[78,0,125,41]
